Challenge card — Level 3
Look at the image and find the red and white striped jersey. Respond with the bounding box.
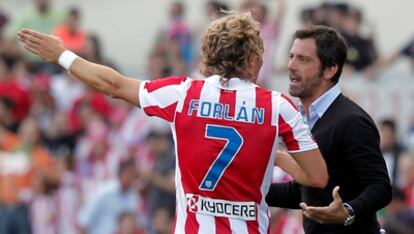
[139,75,317,234]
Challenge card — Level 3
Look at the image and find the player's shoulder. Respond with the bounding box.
[159,75,191,82]
[143,75,192,91]
[254,85,284,98]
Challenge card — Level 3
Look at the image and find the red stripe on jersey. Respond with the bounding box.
[143,102,177,122]
[184,212,199,233]
[219,89,236,118]
[176,80,206,193]
[281,93,299,111]
[247,220,260,234]
[215,217,231,234]
[278,115,300,151]
[179,80,204,234]
[144,76,187,93]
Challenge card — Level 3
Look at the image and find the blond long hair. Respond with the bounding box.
[200,12,264,83]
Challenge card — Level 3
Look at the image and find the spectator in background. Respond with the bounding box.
[0,10,12,54]
[379,119,405,187]
[11,0,63,34]
[240,0,285,87]
[139,130,175,220]
[0,53,31,132]
[43,110,77,158]
[0,10,20,57]
[400,36,414,63]
[0,10,7,41]
[404,115,414,152]
[116,212,146,234]
[298,3,378,75]
[397,152,414,207]
[83,34,103,63]
[0,97,17,133]
[29,73,56,133]
[10,0,64,71]
[368,35,414,77]
[382,187,414,234]
[78,158,143,234]
[151,206,175,234]
[188,1,229,80]
[50,72,85,113]
[299,7,317,28]
[30,169,60,234]
[54,154,80,234]
[205,1,229,21]
[147,37,185,78]
[340,6,378,73]
[0,118,58,234]
[74,106,113,201]
[163,1,193,72]
[53,7,86,55]
[323,3,348,30]
[68,88,112,134]
[82,33,116,68]
[146,50,171,81]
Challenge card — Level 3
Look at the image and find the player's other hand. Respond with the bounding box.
[17,28,65,64]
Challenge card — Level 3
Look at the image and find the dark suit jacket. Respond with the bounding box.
[266,94,392,234]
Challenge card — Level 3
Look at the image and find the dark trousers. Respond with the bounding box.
[0,203,31,234]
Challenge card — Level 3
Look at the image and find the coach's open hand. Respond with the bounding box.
[18,28,65,63]
[299,186,349,224]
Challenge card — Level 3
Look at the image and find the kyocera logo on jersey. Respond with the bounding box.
[185,194,257,221]
[187,195,199,212]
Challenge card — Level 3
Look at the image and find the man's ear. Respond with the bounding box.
[323,65,338,81]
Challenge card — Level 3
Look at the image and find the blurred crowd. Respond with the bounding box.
[0,0,413,234]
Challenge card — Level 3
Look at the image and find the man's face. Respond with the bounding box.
[287,38,323,99]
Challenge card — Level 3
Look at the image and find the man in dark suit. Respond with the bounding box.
[266,26,392,233]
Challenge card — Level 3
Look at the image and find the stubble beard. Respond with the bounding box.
[288,73,323,100]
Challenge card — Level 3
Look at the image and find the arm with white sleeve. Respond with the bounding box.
[275,95,328,188]
[274,149,327,188]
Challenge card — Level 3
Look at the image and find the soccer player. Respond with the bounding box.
[18,12,327,233]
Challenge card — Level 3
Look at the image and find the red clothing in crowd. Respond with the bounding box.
[0,79,32,122]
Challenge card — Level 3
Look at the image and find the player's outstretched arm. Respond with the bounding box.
[17,28,141,107]
[275,149,328,188]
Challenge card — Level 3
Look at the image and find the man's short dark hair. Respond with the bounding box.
[293,25,347,83]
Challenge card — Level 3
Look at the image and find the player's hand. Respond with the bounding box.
[299,186,348,224]
[17,28,65,64]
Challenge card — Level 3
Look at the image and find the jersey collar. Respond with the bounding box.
[204,75,257,90]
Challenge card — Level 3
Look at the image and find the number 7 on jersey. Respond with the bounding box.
[199,124,244,191]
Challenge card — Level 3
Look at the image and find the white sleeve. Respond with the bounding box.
[139,76,190,122]
[278,94,318,153]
